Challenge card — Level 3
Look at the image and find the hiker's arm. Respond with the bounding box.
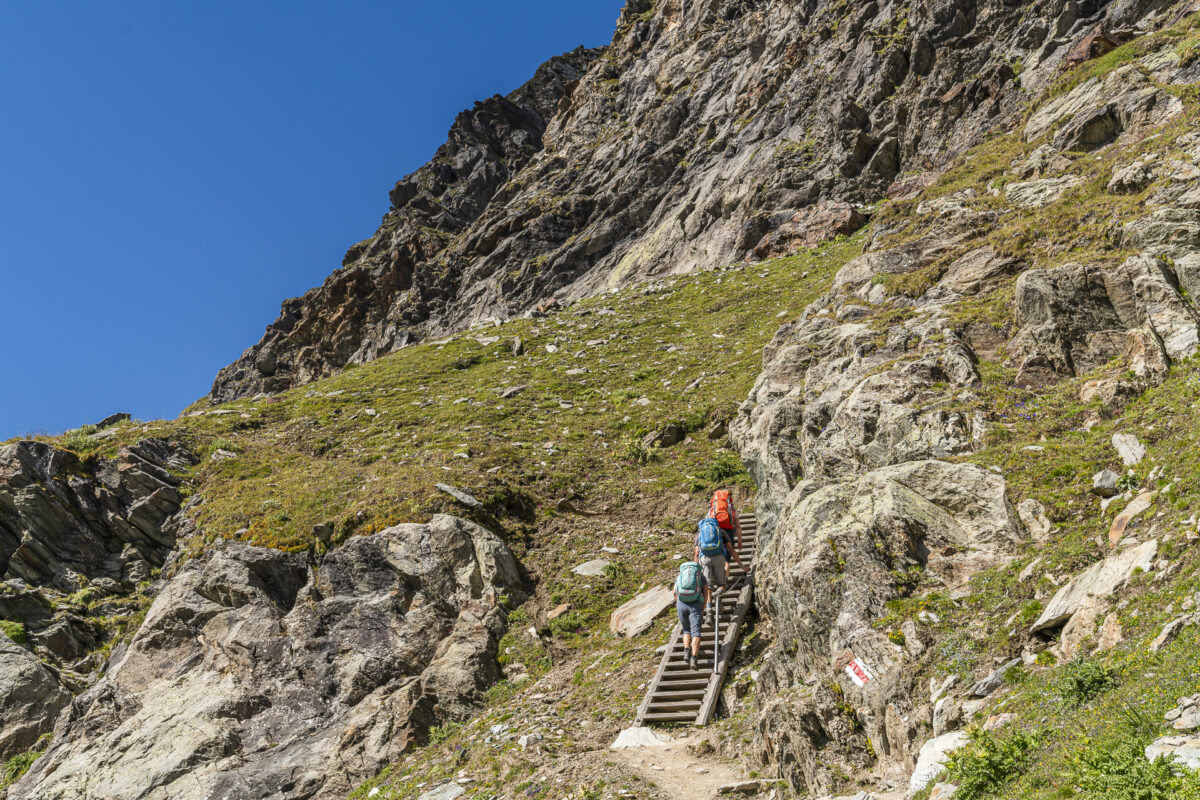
[693,543,700,562]
[726,534,742,564]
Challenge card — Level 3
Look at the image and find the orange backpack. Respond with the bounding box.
[710,490,734,529]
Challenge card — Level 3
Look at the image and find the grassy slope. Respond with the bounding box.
[42,236,860,555]
[8,236,864,800]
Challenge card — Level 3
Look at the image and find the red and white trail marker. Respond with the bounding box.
[844,657,875,688]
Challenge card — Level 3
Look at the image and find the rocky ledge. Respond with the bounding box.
[10,514,524,800]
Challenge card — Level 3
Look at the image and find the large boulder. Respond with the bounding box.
[0,632,70,760]
[1008,262,1126,387]
[1032,539,1157,633]
[1005,176,1082,209]
[610,586,674,638]
[11,515,524,800]
[732,299,986,536]
[938,246,1023,296]
[1008,253,1200,388]
[908,732,969,798]
[752,460,1020,793]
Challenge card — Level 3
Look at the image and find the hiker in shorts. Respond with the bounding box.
[694,516,742,591]
[673,561,710,670]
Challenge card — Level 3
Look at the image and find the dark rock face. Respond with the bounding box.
[212,0,1166,403]
[11,515,524,800]
[210,49,601,402]
[0,439,196,591]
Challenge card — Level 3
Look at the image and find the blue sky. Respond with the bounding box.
[0,1,622,439]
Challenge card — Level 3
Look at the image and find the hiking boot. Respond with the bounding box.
[689,654,698,670]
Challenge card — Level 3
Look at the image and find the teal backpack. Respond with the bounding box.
[676,562,703,603]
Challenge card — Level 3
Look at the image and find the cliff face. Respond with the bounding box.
[213,0,1143,402]
[210,49,600,402]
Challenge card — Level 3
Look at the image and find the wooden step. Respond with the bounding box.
[665,660,717,669]
[652,689,707,699]
[655,677,710,687]
[657,667,712,677]
[640,711,699,722]
[646,700,703,712]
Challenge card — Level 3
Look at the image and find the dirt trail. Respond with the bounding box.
[607,730,750,800]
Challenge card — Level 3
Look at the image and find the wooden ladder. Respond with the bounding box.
[635,513,757,726]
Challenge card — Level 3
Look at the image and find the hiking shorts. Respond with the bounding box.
[699,553,727,588]
[677,598,703,637]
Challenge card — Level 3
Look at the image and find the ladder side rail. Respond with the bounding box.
[695,575,754,726]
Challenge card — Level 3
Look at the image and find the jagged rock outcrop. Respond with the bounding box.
[733,218,990,534]
[213,0,1172,402]
[0,439,197,676]
[1007,252,1200,387]
[10,514,523,800]
[210,49,601,401]
[752,460,1020,793]
[0,439,196,591]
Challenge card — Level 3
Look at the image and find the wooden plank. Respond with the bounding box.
[646,700,703,711]
[640,711,699,722]
[652,689,707,699]
[655,677,709,687]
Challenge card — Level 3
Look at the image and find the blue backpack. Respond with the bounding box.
[676,562,702,603]
[697,517,724,556]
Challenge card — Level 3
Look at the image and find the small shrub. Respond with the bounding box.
[698,451,745,483]
[62,424,98,453]
[1067,734,1200,799]
[547,610,588,638]
[620,436,655,465]
[67,588,96,607]
[428,721,462,745]
[0,621,25,645]
[1058,658,1117,708]
[0,734,50,789]
[944,728,1040,800]
[1017,600,1043,625]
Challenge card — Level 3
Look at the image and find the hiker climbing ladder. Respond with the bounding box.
[635,513,757,726]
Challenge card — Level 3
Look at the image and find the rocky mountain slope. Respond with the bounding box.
[12,2,1200,800]
[213,0,1179,403]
